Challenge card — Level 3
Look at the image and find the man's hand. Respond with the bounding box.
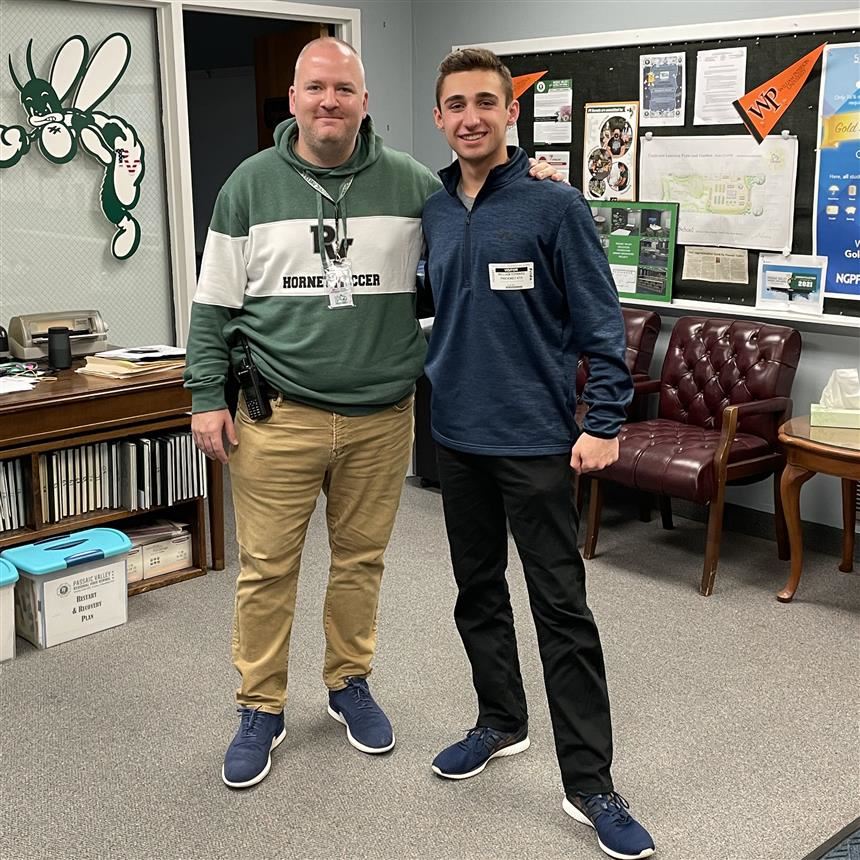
[191,409,238,464]
[570,433,619,474]
[528,157,566,182]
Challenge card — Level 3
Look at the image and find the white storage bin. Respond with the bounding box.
[0,558,18,662]
[1,528,131,649]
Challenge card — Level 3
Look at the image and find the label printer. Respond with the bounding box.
[8,311,109,361]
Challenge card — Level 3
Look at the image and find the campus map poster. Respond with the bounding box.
[582,102,638,202]
[813,42,860,299]
[639,135,798,251]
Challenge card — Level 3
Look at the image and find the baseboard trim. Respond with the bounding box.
[411,477,858,564]
[598,484,857,563]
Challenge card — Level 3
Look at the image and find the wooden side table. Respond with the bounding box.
[777,417,860,602]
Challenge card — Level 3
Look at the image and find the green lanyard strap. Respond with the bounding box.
[295,170,354,271]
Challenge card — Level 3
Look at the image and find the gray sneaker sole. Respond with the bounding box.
[431,736,530,780]
[221,727,287,789]
[327,705,396,754]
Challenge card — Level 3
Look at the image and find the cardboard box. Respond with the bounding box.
[142,532,191,579]
[126,546,143,584]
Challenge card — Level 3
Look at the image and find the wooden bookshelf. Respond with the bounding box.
[0,365,224,590]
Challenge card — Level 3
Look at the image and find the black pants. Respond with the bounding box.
[436,444,614,795]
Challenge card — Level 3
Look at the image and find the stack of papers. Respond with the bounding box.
[76,345,185,379]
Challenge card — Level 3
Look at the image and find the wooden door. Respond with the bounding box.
[254,24,330,151]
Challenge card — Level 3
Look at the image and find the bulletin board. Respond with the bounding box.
[466,10,860,325]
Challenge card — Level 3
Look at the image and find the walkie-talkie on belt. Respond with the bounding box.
[235,335,272,421]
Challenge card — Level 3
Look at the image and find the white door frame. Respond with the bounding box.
[69,0,362,345]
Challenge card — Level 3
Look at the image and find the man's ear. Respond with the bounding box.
[433,107,444,130]
[288,86,296,115]
[507,98,520,127]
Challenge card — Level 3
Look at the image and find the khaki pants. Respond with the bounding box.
[229,395,414,713]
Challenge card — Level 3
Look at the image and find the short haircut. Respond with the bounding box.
[435,48,514,108]
[295,37,365,87]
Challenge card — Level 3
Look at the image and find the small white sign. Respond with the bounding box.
[489,263,535,291]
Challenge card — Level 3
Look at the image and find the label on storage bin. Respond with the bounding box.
[41,560,127,647]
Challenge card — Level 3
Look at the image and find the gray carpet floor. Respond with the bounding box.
[1,480,858,860]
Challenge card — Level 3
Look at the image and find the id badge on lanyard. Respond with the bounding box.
[325,260,355,309]
[296,169,356,310]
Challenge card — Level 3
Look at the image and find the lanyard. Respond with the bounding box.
[296,170,354,270]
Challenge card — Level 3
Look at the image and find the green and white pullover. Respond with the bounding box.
[184,117,441,414]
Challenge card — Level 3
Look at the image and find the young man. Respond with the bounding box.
[422,48,655,860]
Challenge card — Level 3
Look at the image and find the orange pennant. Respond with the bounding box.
[512,70,547,101]
[733,44,825,143]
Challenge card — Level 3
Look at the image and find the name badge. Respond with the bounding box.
[325,260,355,309]
[489,262,534,291]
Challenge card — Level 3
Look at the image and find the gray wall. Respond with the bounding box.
[317,0,414,153]
[409,0,859,531]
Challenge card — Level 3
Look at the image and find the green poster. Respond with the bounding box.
[588,201,678,303]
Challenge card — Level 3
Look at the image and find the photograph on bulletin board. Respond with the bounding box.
[589,201,678,303]
[582,102,638,202]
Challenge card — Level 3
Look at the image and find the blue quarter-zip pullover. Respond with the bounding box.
[423,147,633,456]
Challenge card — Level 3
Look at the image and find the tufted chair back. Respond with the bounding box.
[659,317,802,444]
[576,308,661,394]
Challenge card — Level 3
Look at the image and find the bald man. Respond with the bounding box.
[186,38,556,789]
[185,36,441,788]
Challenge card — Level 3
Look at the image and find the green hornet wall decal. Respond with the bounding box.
[1,33,145,260]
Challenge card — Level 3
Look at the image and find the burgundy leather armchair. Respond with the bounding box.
[574,308,660,510]
[583,317,802,596]
[576,308,661,405]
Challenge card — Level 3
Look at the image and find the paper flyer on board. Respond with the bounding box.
[813,42,860,300]
[694,47,746,125]
[639,135,797,251]
[640,53,685,127]
[582,102,638,202]
[682,247,749,284]
[533,79,572,144]
[589,201,678,302]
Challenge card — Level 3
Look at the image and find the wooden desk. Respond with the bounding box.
[778,417,859,602]
[0,365,225,592]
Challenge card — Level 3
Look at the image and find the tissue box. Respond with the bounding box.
[810,404,860,429]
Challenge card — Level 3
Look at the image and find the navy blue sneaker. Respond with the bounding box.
[221,707,286,789]
[563,792,655,860]
[327,677,395,754]
[431,725,530,779]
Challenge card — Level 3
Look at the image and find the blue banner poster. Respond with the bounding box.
[813,43,860,299]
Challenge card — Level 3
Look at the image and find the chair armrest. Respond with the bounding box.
[632,377,661,396]
[723,397,792,421]
[713,397,793,476]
